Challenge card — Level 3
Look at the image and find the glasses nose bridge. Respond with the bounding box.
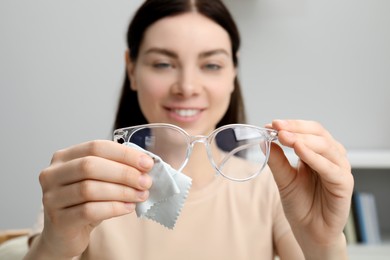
[189,135,209,147]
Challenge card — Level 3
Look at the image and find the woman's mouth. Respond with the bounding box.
[167,108,203,122]
[172,109,200,117]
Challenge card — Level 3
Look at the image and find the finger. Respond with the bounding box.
[51,140,154,171]
[293,141,349,185]
[43,180,149,210]
[40,156,153,192]
[271,119,332,138]
[277,130,347,168]
[294,140,337,173]
[267,142,296,190]
[47,201,135,228]
[271,119,348,167]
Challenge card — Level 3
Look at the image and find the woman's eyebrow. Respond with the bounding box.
[143,47,230,59]
[144,48,177,58]
[199,49,230,58]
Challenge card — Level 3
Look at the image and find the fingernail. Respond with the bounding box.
[139,174,152,189]
[139,155,154,169]
[137,190,149,201]
[274,119,288,127]
[124,203,135,212]
[283,131,295,139]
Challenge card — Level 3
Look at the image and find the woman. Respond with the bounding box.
[25,0,354,259]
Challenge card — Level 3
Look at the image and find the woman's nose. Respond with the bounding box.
[171,66,200,97]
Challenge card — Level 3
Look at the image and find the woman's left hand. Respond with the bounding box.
[266,119,354,256]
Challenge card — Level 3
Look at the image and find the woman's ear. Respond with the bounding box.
[125,50,137,91]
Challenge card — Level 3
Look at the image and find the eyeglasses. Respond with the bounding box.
[113,123,278,182]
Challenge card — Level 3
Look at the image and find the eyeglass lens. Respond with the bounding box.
[210,126,269,180]
[126,125,270,181]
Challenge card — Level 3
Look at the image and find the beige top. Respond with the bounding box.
[31,168,292,260]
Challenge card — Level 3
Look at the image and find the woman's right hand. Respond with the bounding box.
[26,140,154,259]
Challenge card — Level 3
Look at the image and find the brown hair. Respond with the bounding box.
[114,0,246,130]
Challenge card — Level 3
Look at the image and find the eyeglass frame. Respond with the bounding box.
[113,123,278,182]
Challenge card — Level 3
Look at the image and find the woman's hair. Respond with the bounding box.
[114,0,246,130]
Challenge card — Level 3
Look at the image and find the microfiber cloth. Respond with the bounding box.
[124,142,192,229]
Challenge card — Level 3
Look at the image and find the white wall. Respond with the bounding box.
[0,0,144,229]
[1,0,389,229]
[225,0,390,149]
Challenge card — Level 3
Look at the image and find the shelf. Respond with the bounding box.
[348,244,390,259]
[283,149,390,169]
[347,150,390,169]
[347,232,390,258]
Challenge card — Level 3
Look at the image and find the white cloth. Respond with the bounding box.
[124,142,192,229]
[0,236,28,260]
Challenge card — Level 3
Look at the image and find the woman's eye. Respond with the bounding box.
[204,63,222,71]
[153,62,172,69]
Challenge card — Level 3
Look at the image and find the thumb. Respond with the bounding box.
[267,142,296,190]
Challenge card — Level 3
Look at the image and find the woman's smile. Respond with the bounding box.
[166,107,204,122]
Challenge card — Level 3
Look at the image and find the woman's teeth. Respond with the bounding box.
[173,109,199,117]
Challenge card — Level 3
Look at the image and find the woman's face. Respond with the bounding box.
[127,12,236,135]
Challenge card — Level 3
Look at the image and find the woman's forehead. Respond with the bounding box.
[139,12,232,55]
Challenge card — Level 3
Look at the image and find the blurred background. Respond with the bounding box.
[1,0,389,230]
